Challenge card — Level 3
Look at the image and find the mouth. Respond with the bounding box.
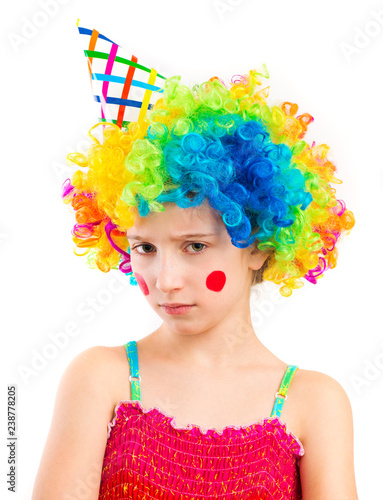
[160,304,195,315]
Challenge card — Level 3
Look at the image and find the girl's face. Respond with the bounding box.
[126,201,267,336]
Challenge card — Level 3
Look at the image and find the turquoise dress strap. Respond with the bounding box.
[270,365,299,418]
[123,340,141,401]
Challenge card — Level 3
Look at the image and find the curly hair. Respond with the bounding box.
[61,67,354,297]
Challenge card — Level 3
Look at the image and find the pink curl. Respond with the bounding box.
[333,199,346,217]
[61,179,75,198]
[231,74,248,85]
[304,257,328,284]
[73,221,102,238]
[321,231,340,255]
[104,220,132,274]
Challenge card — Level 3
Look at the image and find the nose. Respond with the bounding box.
[155,252,185,293]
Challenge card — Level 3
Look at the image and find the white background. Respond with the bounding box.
[2,0,382,498]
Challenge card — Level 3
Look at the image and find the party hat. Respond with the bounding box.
[77,21,167,129]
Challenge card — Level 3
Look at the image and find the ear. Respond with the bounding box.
[248,244,271,271]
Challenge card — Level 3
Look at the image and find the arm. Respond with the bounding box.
[299,371,359,500]
[32,347,116,500]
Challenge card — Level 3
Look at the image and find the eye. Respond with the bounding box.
[187,242,206,253]
[132,243,154,255]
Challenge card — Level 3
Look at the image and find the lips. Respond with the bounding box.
[160,304,195,315]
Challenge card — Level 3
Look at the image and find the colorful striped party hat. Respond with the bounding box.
[77,21,167,129]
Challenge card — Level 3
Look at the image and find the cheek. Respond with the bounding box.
[206,270,226,292]
[135,272,149,296]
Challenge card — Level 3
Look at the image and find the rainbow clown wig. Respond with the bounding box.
[61,30,354,297]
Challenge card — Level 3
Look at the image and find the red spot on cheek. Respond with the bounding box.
[135,273,149,296]
[206,271,226,292]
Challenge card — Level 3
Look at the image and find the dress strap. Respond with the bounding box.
[270,365,299,419]
[123,340,141,401]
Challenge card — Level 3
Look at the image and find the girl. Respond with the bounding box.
[32,27,358,500]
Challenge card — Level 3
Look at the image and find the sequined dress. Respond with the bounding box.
[98,341,304,499]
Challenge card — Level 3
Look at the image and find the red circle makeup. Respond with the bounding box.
[135,272,149,296]
[206,270,226,292]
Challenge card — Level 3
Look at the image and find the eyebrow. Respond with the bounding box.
[126,232,217,241]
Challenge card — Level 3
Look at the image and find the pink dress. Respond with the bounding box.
[98,341,304,499]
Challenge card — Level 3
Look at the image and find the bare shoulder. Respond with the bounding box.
[66,345,124,393]
[291,368,358,499]
[51,344,124,428]
[63,344,133,420]
[56,345,117,399]
[290,368,353,439]
[292,367,351,404]
[76,345,131,401]
[93,344,133,403]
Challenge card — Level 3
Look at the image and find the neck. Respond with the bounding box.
[150,311,269,371]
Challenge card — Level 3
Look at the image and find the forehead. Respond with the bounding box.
[127,201,224,236]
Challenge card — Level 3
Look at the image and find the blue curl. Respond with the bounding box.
[181,133,207,153]
[136,193,150,217]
